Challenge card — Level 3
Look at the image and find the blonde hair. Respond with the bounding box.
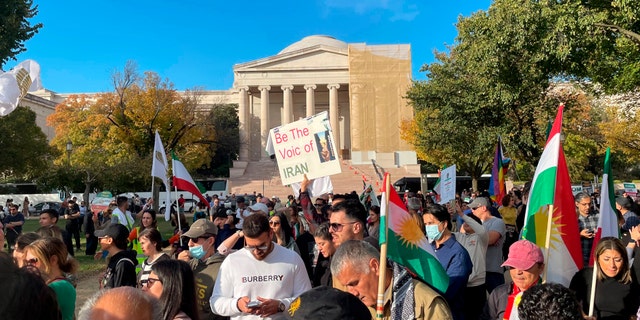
[25,237,78,279]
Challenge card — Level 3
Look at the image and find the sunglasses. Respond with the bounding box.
[189,236,211,243]
[269,221,281,226]
[26,258,38,265]
[244,243,269,252]
[329,221,357,232]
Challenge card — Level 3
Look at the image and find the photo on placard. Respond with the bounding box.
[315,130,335,163]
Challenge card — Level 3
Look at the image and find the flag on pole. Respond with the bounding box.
[488,136,510,205]
[151,131,172,221]
[433,169,442,203]
[590,147,619,265]
[171,152,210,208]
[521,104,582,286]
[0,59,43,116]
[380,173,449,293]
[359,184,380,208]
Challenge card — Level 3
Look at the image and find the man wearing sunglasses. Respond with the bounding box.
[211,213,311,319]
[177,218,225,320]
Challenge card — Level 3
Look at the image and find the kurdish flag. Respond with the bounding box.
[489,136,510,205]
[521,104,582,286]
[380,173,449,293]
[590,148,619,265]
[171,152,210,208]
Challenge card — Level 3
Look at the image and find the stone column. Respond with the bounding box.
[304,84,316,117]
[237,86,250,161]
[328,84,341,152]
[258,85,271,158]
[281,85,294,124]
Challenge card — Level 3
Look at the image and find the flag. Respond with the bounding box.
[151,131,173,221]
[380,173,449,293]
[359,184,380,208]
[488,136,510,205]
[0,59,43,116]
[171,152,210,208]
[590,147,619,265]
[433,169,441,203]
[521,104,582,286]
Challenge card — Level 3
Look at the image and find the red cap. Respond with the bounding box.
[501,240,544,270]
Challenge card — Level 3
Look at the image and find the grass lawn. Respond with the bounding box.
[20,216,179,273]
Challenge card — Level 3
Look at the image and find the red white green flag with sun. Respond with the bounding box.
[380,173,449,293]
[521,104,582,286]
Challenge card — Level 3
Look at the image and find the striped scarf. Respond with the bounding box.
[391,262,415,320]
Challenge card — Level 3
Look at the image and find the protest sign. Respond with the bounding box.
[269,111,341,185]
[439,165,456,204]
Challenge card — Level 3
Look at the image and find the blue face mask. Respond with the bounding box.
[425,223,443,242]
[189,244,205,259]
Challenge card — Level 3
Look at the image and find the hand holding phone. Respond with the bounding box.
[247,301,261,308]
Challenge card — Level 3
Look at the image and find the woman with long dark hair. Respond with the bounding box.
[269,211,300,255]
[142,259,199,320]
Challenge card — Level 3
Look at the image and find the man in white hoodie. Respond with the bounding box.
[111,196,135,231]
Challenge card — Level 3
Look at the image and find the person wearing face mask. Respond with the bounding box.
[177,218,227,320]
[422,204,472,320]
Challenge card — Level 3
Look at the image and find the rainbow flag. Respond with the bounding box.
[521,105,582,286]
[488,136,510,205]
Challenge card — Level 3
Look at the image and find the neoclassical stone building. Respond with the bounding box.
[26,35,420,178]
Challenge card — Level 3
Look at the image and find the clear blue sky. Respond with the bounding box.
[14,0,491,93]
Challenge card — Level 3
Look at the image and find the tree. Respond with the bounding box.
[0,0,42,68]
[197,103,240,177]
[0,106,50,180]
[47,63,215,201]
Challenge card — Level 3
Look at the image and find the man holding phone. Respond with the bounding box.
[575,192,599,267]
[211,213,311,319]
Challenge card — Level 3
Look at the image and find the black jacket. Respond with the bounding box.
[101,250,138,289]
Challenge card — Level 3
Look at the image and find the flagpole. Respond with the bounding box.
[588,262,598,317]
[171,155,183,247]
[376,174,391,319]
[542,204,554,283]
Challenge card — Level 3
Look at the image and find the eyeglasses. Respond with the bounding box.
[26,258,38,265]
[269,221,281,226]
[189,236,210,243]
[329,221,357,232]
[146,277,162,288]
[244,244,269,252]
[314,204,323,207]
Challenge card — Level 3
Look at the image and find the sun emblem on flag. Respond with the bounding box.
[533,205,564,248]
[397,215,424,248]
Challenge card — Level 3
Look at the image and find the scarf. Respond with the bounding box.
[503,283,523,320]
[391,262,415,320]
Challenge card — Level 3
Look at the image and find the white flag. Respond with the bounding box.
[151,131,172,220]
[0,60,43,116]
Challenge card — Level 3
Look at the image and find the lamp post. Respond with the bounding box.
[66,140,73,164]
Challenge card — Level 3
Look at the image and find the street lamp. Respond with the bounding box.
[66,140,72,164]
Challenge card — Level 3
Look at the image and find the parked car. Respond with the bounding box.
[159,199,198,215]
[28,202,62,215]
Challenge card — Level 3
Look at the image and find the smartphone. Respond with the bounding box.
[247,301,261,308]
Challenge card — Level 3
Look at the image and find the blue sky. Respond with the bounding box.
[14,0,491,93]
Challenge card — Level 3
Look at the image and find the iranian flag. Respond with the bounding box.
[171,152,210,208]
[590,148,619,265]
[521,104,582,286]
[380,173,449,293]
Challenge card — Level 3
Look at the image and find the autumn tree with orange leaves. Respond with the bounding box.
[47,62,215,201]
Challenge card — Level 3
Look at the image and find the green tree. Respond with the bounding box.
[197,103,240,177]
[0,106,51,181]
[0,0,42,68]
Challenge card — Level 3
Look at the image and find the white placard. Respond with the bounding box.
[439,165,457,204]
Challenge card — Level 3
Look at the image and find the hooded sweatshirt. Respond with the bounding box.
[101,249,138,289]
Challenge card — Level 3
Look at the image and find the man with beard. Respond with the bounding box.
[210,214,311,319]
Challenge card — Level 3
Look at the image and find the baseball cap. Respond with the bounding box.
[501,240,544,270]
[249,203,269,214]
[183,219,218,238]
[95,223,130,241]
[212,208,228,219]
[468,197,490,209]
[236,196,246,203]
[288,286,371,320]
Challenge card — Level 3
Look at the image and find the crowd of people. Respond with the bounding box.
[3,177,640,320]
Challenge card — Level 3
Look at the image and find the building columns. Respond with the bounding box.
[258,85,271,158]
[304,84,316,117]
[281,85,294,124]
[237,86,250,161]
[328,84,341,152]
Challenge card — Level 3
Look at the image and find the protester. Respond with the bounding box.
[63,200,82,252]
[288,286,371,320]
[481,239,545,320]
[79,286,162,320]
[328,198,372,247]
[570,237,640,319]
[422,204,472,320]
[142,259,199,320]
[177,219,226,320]
[12,232,41,267]
[312,223,336,287]
[83,205,98,256]
[468,197,506,293]
[518,283,582,320]
[130,209,159,271]
[137,228,170,288]
[576,192,600,267]
[112,196,135,230]
[331,240,453,319]
[211,213,311,319]
[96,223,138,288]
[269,212,300,254]
[24,237,79,320]
[498,194,518,259]
[3,204,25,253]
[0,252,61,320]
[367,205,380,241]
